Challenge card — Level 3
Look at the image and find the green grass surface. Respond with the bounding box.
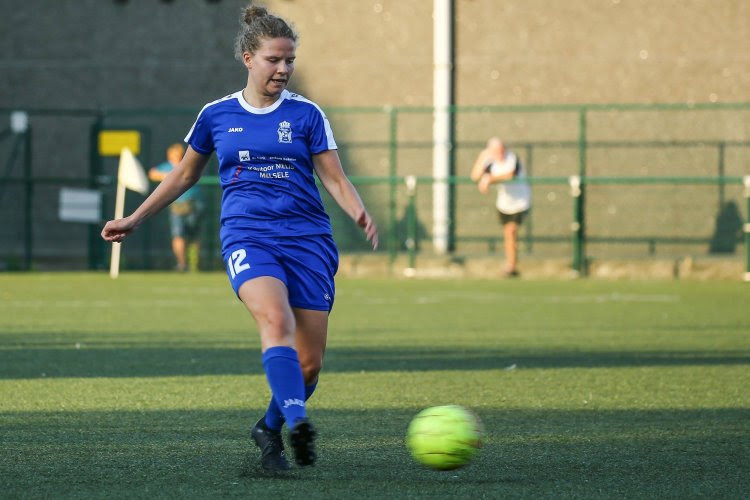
[1,273,748,498]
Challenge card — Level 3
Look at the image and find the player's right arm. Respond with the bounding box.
[469,148,493,182]
[101,146,210,242]
[148,167,167,182]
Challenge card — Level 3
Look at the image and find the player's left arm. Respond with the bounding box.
[470,148,493,182]
[313,150,378,250]
[148,167,168,182]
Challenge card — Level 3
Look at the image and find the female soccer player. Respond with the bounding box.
[101,5,378,471]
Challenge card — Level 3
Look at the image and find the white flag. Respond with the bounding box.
[117,147,149,195]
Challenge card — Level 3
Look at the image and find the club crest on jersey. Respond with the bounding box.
[277,120,292,144]
[239,150,250,161]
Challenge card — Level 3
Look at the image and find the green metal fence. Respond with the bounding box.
[387,173,749,276]
[1,102,748,278]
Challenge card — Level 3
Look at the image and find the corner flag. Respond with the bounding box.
[110,147,150,278]
[117,147,149,195]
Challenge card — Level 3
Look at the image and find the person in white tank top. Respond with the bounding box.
[470,137,532,277]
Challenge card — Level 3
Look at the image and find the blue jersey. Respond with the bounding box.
[184,89,337,247]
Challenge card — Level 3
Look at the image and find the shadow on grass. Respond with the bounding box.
[1,407,748,498]
[0,333,749,378]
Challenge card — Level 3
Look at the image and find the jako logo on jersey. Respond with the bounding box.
[277,120,292,143]
[283,398,305,409]
[239,150,250,161]
[228,127,243,132]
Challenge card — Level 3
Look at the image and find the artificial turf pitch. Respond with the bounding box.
[1,273,748,498]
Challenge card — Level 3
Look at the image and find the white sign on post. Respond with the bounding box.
[59,188,102,223]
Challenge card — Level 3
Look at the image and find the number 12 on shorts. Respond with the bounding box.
[227,248,250,278]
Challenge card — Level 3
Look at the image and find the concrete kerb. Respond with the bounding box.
[337,254,745,280]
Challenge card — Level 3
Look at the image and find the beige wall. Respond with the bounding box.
[457,0,750,105]
[270,0,750,107]
[270,0,433,107]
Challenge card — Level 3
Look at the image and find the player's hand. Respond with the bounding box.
[477,173,491,194]
[356,211,379,250]
[101,217,139,243]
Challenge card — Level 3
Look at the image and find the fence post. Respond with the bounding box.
[404,175,418,277]
[523,143,534,253]
[578,108,587,178]
[387,106,398,265]
[569,175,585,276]
[717,142,726,208]
[744,175,750,282]
[575,106,588,276]
[88,113,104,270]
[16,113,33,271]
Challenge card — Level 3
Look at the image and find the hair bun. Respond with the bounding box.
[243,5,268,24]
[234,3,297,60]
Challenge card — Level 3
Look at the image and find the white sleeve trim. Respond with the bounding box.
[184,92,238,143]
[287,93,337,150]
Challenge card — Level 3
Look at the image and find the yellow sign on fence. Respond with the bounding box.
[98,130,141,156]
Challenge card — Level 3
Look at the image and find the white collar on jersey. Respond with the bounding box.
[236,89,289,114]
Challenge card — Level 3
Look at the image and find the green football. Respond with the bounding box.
[406,405,483,470]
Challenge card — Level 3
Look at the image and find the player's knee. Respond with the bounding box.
[257,309,295,344]
[299,356,322,384]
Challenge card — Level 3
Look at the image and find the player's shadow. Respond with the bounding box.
[1,331,749,378]
[2,407,748,497]
[709,200,743,253]
[324,345,750,373]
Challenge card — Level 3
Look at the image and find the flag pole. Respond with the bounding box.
[109,181,126,279]
[109,147,149,279]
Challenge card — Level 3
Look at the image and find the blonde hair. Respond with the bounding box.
[234,4,297,61]
[487,137,502,149]
[166,143,185,163]
[167,143,185,156]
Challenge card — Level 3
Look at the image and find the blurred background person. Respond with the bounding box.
[149,143,204,272]
[470,137,532,277]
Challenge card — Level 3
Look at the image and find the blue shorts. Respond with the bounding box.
[223,234,339,312]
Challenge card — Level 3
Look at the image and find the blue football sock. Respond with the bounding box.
[264,378,318,431]
[261,346,307,428]
[305,380,318,401]
[264,399,284,432]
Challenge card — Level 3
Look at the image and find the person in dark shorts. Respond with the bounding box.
[470,137,531,277]
[149,143,203,271]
